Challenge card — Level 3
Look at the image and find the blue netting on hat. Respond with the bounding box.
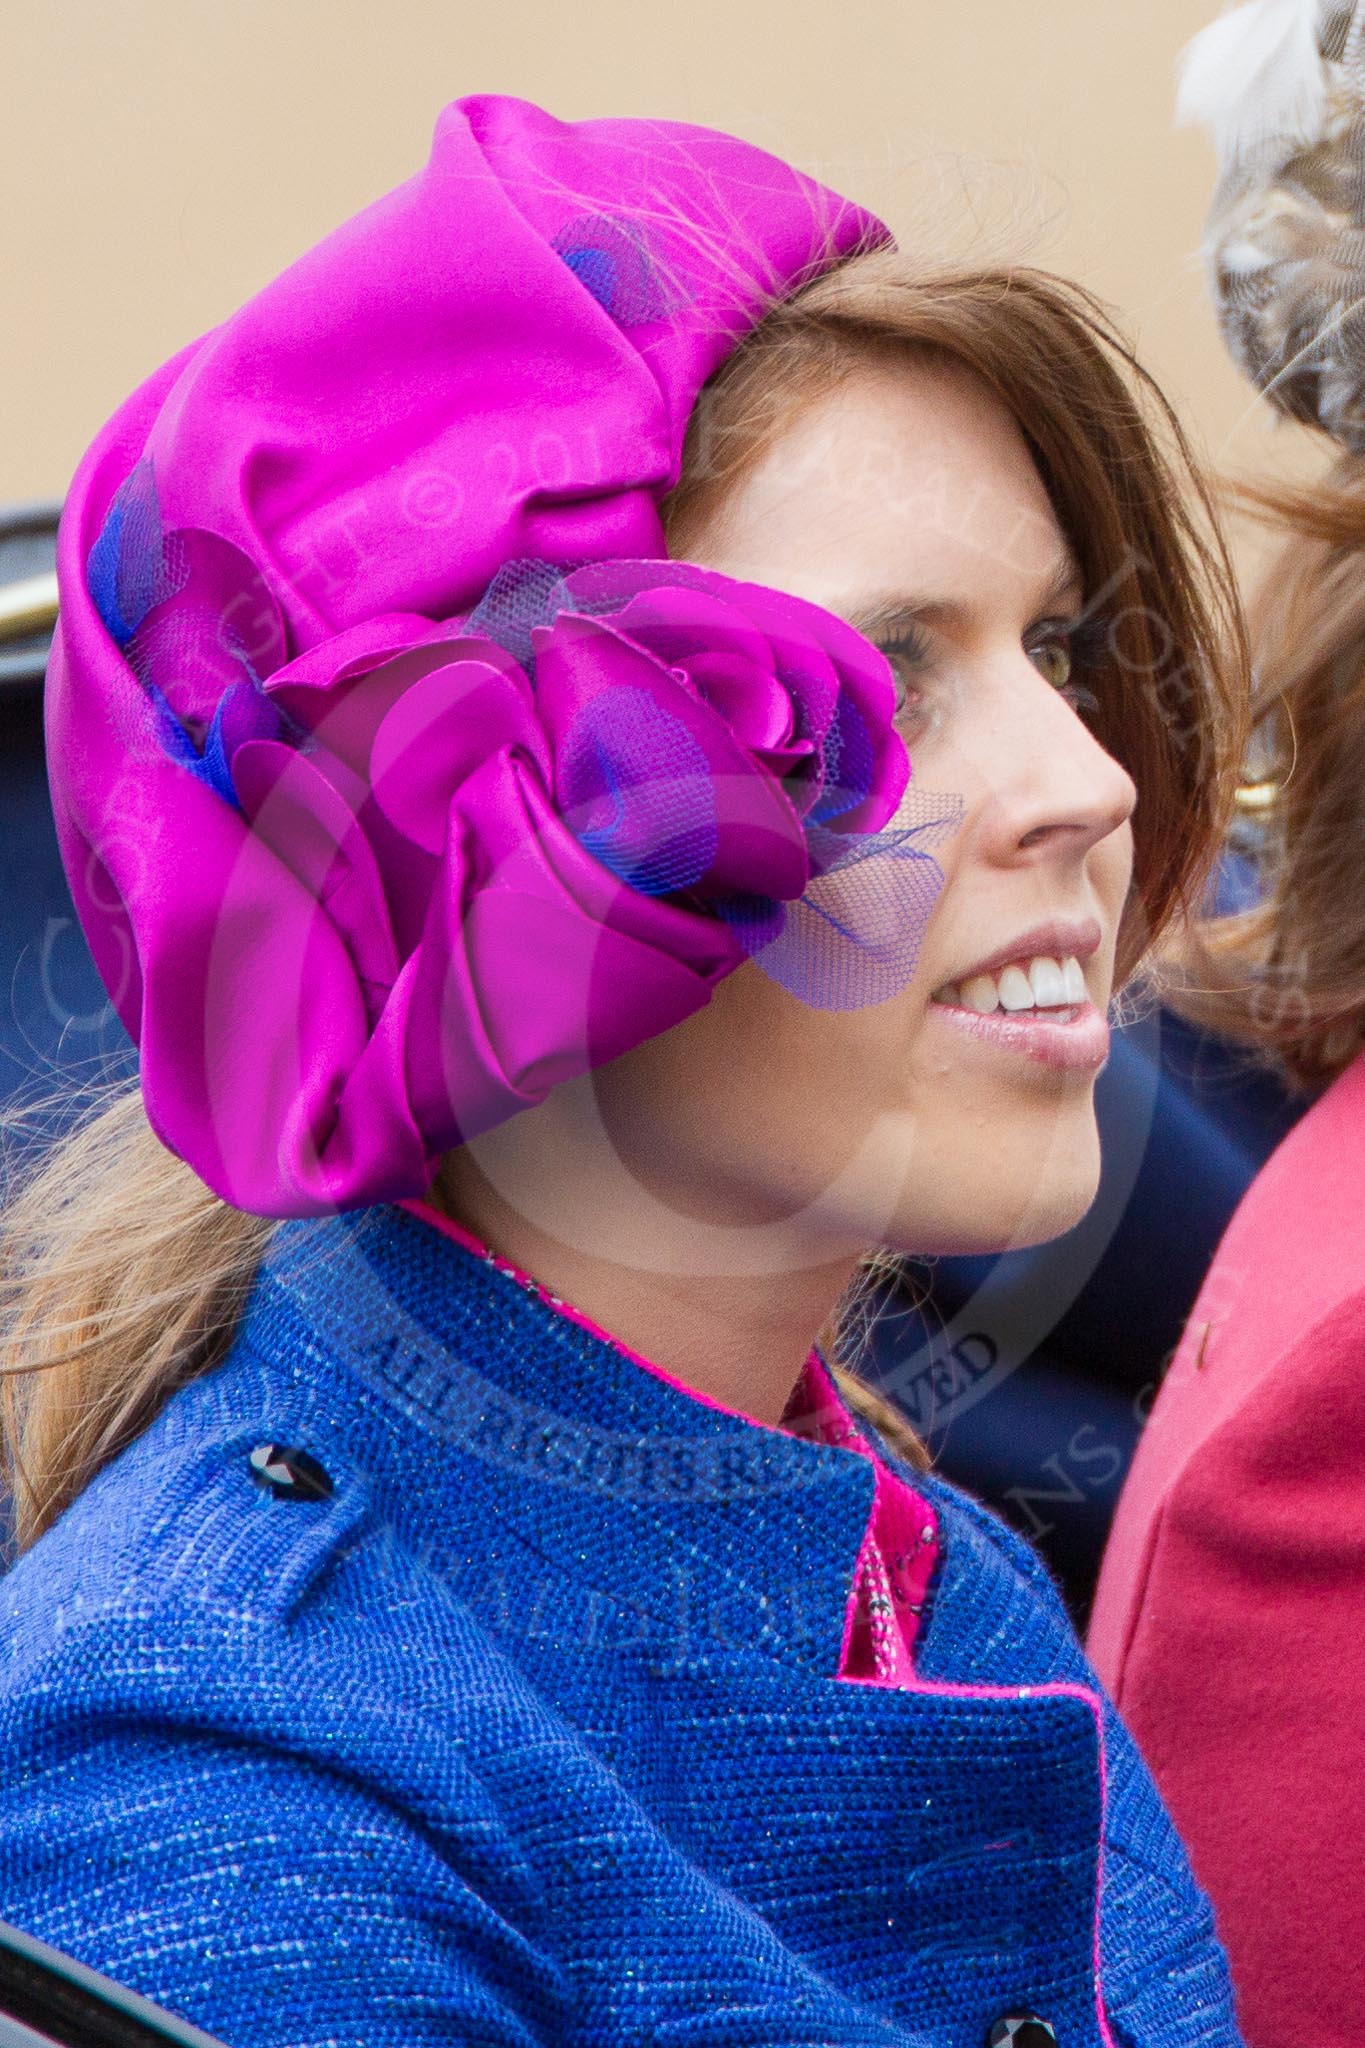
[86,458,190,648]
[465,557,568,670]
[713,801,963,1011]
[462,554,721,671]
[556,686,719,896]
[86,458,291,801]
[809,691,876,827]
[550,212,677,326]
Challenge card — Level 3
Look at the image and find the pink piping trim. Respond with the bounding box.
[894,1674,1114,2048]
[872,1462,938,1669]
[399,1195,1113,2039]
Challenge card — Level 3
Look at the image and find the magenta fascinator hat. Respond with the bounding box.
[48,93,959,1216]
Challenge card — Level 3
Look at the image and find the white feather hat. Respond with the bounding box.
[1178,0,1336,164]
[1179,1,1365,449]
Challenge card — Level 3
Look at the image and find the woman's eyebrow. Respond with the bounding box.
[1036,549,1087,612]
[844,550,1086,641]
[844,595,935,640]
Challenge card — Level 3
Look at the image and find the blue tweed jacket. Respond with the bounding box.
[0,1204,1240,2048]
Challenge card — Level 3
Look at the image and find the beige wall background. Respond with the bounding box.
[5,0,1325,553]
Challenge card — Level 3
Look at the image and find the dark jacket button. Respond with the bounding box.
[248,1443,333,1502]
[987,2017,1058,2048]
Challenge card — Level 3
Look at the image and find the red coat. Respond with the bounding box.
[1090,1048,1365,2047]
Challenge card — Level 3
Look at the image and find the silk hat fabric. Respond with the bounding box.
[48,94,955,1215]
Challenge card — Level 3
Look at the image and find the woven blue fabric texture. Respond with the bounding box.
[0,1205,1242,2047]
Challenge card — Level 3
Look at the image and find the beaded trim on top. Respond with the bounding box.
[784,1383,937,1686]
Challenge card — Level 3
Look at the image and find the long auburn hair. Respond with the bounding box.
[1,247,1248,1549]
[1167,455,1365,1091]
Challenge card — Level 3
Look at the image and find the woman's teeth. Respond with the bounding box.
[932,955,1089,1015]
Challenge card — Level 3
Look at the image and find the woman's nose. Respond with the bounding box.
[974,654,1137,866]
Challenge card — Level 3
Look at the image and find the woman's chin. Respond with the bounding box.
[883,1146,1104,1259]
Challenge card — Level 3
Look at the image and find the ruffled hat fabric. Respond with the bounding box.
[47,94,950,1218]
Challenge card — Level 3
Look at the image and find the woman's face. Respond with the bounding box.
[452,349,1139,1281]
[572,348,1138,1264]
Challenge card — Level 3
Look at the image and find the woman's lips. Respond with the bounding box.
[927,994,1111,1073]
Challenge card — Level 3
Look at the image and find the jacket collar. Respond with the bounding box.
[241,1200,882,1675]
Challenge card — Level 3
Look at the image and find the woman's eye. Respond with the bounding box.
[1028,624,1100,718]
[872,619,1101,737]
[872,628,932,725]
[1028,629,1073,691]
